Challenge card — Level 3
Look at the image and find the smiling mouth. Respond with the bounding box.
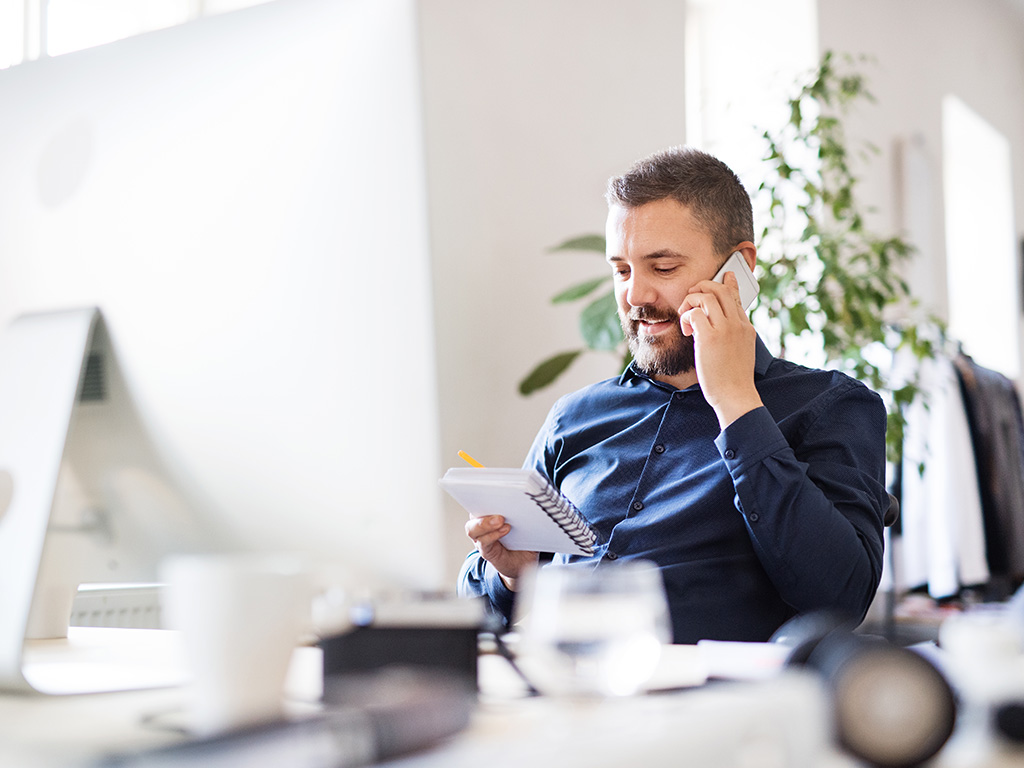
[629,312,678,337]
[638,319,675,336]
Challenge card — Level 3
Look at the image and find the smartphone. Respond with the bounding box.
[713,251,759,310]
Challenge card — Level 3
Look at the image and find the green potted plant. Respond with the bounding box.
[519,51,939,464]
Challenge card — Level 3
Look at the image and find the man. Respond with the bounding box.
[459,147,889,644]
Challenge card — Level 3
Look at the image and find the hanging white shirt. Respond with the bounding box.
[900,354,989,597]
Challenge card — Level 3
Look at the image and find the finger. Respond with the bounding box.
[721,271,744,311]
[679,290,727,328]
[476,538,497,558]
[476,536,513,562]
[679,306,705,337]
[686,277,741,318]
[677,290,710,318]
[468,527,511,549]
[706,279,738,314]
[465,515,508,540]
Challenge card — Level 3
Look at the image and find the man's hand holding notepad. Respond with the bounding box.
[440,467,597,556]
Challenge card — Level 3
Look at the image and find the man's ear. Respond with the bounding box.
[735,241,757,272]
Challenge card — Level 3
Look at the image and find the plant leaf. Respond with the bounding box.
[550,234,607,254]
[518,350,584,395]
[579,290,623,351]
[551,275,609,304]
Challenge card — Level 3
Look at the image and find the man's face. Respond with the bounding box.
[605,199,723,379]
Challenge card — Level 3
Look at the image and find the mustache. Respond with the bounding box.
[626,307,679,324]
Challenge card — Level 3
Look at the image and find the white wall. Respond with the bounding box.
[418,1,689,580]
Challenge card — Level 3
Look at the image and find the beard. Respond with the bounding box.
[621,306,696,377]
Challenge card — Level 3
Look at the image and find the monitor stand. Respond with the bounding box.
[0,308,187,694]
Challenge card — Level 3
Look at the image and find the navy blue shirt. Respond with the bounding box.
[458,337,889,644]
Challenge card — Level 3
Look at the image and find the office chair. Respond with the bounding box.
[884,492,900,528]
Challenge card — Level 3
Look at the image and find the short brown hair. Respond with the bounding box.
[606,146,754,257]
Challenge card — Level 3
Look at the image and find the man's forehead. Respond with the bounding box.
[605,199,698,232]
[605,200,704,254]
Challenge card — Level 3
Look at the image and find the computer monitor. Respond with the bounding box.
[0,0,445,691]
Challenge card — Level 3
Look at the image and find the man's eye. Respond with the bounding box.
[654,266,677,275]
[612,268,630,279]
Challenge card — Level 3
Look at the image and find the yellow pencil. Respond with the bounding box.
[458,450,484,468]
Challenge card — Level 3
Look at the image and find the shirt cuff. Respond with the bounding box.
[484,562,517,620]
[714,406,789,471]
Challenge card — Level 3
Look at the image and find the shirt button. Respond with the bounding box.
[749,513,760,522]
[674,392,686,401]
[724,449,736,460]
[606,552,619,561]
[632,501,644,511]
[653,444,666,454]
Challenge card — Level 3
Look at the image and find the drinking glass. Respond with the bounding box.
[517,560,670,697]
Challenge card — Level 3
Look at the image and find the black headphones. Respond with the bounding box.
[771,612,957,768]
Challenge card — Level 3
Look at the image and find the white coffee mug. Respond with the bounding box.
[160,552,311,736]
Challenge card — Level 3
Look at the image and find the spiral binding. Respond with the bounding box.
[524,485,596,555]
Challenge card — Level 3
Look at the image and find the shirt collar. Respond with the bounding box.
[618,333,774,387]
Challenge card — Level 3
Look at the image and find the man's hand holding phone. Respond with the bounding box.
[679,251,764,429]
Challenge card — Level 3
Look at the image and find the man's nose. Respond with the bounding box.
[626,274,656,307]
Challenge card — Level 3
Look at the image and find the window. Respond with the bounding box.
[942,94,1020,378]
[0,0,24,68]
[0,0,272,65]
[46,0,192,56]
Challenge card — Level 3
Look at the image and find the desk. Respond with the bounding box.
[378,658,847,768]
[0,628,321,768]
[0,629,1020,768]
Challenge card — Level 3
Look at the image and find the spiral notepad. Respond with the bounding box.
[439,468,597,556]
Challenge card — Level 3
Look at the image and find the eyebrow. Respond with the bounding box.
[606,249,687,263]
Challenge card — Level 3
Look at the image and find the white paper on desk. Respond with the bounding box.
[439,468,595,556]
[696,640,791,681]
[646,644,709,690]
[21,627,189,694]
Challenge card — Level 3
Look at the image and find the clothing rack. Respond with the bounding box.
[891,344,1024,608]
